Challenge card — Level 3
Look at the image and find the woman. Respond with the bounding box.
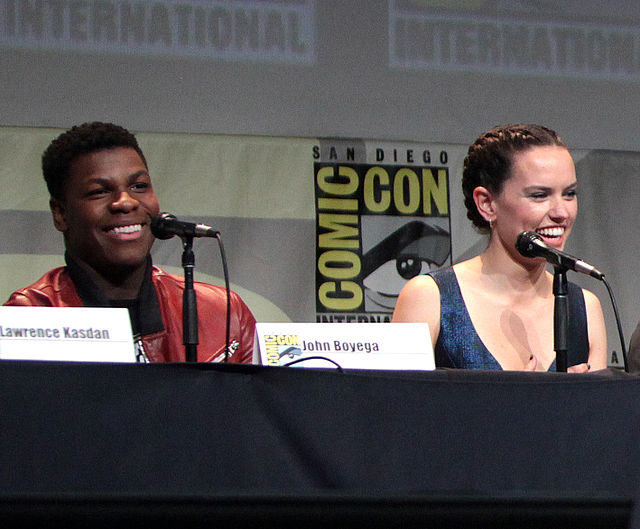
[392,124,607,372]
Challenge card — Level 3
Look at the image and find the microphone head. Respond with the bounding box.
[515,231,544,258]
[150,212,177,240]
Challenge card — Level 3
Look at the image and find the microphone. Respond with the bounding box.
[515,231,604,280]
[150,212,219,240]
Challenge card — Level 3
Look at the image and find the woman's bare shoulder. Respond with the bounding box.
[404,273,439,289]
[392,273,441,323]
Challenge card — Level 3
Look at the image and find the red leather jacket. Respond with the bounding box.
[4,266,256,363]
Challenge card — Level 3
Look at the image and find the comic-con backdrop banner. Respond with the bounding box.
[0,127,635,367]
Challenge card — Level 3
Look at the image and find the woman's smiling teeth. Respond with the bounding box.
[536,227,564,238]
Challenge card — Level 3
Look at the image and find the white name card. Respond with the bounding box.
[0,306,136,363]
[254,322,435,370]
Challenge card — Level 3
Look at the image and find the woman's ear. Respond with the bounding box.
[50,197,67,233]
[472,186,496,224]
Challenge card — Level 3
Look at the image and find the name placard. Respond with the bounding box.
[254,322,434,370]
[0,306,136,362]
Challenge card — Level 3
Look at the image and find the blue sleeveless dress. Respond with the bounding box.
[429,268,589,371]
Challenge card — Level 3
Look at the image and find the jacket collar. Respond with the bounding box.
[64,252,164,337]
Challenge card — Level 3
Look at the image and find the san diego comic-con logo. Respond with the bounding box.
[264,334,303,366]
[313,145,452,323]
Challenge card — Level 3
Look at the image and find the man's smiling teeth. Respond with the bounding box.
[109,224,142,234]
[536,227,564,237]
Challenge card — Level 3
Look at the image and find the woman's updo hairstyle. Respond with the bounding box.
[462,124,566,232]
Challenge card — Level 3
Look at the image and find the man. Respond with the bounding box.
[4,122,256,363]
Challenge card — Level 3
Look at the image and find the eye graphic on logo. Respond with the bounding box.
[395,253,439,279]
[362,221,450,311]
[279,346,302,359]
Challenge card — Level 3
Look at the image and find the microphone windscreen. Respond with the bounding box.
[515,231,543,258]
[150,213,176,240]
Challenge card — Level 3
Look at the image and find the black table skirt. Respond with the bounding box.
[1,361,638,527]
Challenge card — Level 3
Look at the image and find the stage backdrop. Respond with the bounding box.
[0,126,635,368]
[2,0,640,153]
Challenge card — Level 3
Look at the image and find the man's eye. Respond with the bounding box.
[131,182,149,191]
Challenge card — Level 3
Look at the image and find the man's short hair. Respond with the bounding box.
[42,122,148,200]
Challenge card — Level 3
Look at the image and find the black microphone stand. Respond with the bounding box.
[181,234,198,362]
[552,266,568,372]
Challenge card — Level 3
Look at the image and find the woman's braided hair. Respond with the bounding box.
[462,124,566,232]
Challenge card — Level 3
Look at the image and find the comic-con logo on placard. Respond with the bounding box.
[313,142,452,323]
[263,334,303,366]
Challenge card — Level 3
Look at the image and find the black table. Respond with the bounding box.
[0,361,638,527]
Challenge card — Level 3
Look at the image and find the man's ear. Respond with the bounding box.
[472,186,496,223]
[50,197,67,233]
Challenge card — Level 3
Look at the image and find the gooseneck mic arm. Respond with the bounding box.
[553,268,569,372]
[151,213,204,362]
[151,213,232,364]
[515,231,628,372]
[181,235,198,362]
[515,231,604,280]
